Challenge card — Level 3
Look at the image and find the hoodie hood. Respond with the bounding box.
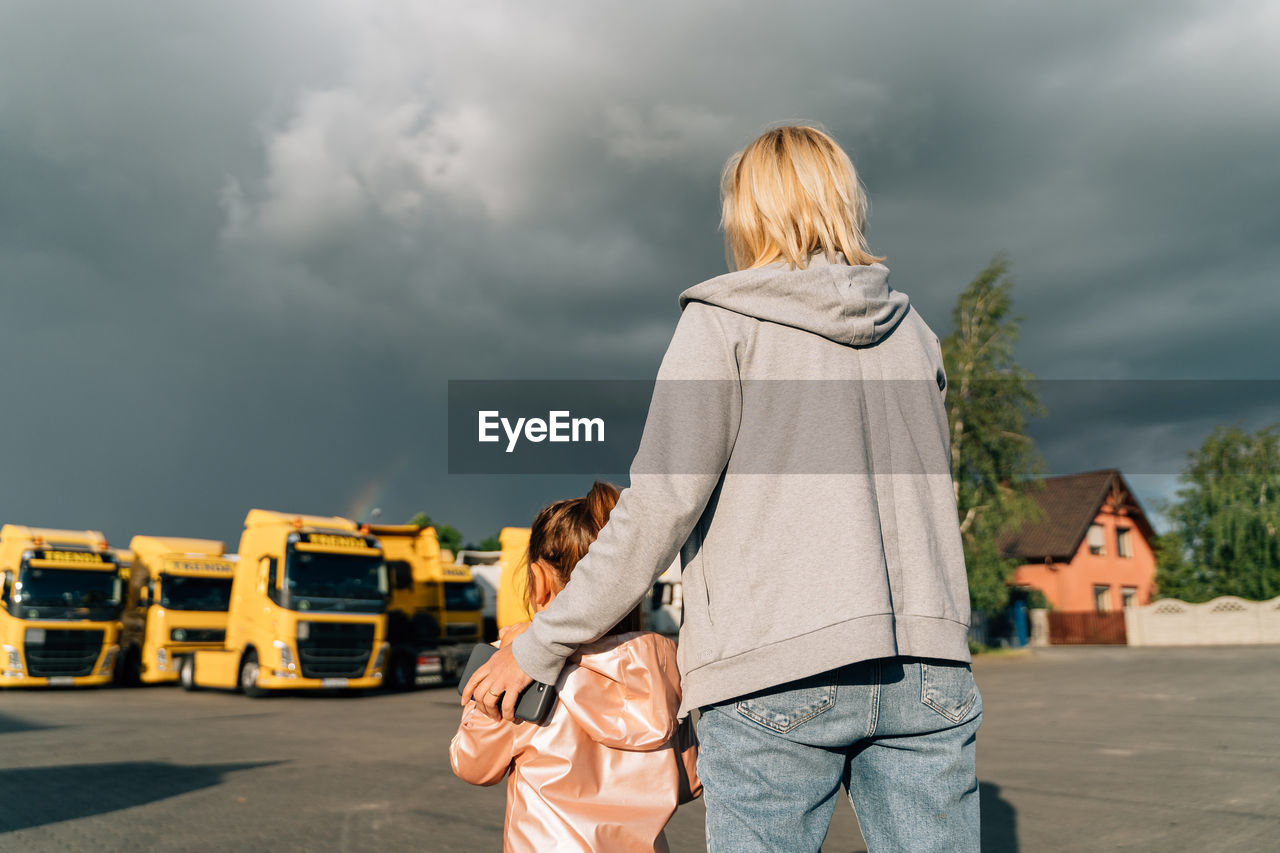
[555,631,681,750]
[678,254,909,347]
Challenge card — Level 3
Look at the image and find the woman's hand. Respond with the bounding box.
[460,637,535,722]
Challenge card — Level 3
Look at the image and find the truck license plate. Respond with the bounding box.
[321,678,349,688]
[48,676,75,686]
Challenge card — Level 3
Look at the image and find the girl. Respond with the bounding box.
[450,481,699,852]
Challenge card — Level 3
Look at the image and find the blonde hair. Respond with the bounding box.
[720,124,885,271]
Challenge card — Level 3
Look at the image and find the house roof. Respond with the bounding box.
[998,469,1157,563]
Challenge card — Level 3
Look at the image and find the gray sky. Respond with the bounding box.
[2,1,1277,548]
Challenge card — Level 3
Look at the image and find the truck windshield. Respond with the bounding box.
[443,581,483,611]
[283,547,387,614]
[160,576,233,612]
[13,566,124,621]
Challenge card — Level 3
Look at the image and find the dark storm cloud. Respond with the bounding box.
[1,1,1276,546]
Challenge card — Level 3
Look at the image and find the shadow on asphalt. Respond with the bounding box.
[0,760,280,833]
[981,780,1019,852]
[203,688,419,699]
[0,712,57,735]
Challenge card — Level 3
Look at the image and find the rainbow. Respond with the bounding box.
[344,452,414,523]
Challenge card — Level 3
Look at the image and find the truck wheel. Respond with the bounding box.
[117,647,142,687]
[179,655,199,691]
[239,650,267,698]
[393,653,416,691]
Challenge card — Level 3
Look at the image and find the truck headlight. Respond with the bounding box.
[156,647,170,671]
[272,639,297,672]
[98,646,118,676]
[372,642,389,673]
[3,644,23,675]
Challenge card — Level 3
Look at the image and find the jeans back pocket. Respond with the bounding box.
[920,660,978,723]
[736,670,837,733]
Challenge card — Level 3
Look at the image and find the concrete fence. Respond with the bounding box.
[1124,594,1280,646]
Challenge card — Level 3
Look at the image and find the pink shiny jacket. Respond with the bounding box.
[450,631,699,852]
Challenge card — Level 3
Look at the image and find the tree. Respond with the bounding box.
[942,254,1047,615]
[408,512,464,555]
[436,524,463,555]
[1155,423,1280,602]
[477,533,502,551]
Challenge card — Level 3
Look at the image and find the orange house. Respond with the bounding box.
[1000,469,1158,612]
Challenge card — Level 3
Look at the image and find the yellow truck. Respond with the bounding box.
[365,523,483,687]
[497,527,534,631]
[0,525,124,688]
[184,510,389,696]
[118,536,236,686]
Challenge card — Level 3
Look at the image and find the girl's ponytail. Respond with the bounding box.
[584,480,619,534]
[525,480,643,635]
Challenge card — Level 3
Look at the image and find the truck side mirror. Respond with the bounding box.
[139,585,152,606]
[0,571,9,608]
[259,557,279,602]
[390,561,412,591]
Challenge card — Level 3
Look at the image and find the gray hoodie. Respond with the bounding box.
[513,254,972,717]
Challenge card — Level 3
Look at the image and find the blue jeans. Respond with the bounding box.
[697,657,982,852]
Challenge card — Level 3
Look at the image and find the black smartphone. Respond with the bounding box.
[457,643,557,724]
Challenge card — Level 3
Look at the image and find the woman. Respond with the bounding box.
[463,124,982,852]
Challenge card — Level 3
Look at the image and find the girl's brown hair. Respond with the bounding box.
[524,480,644,635]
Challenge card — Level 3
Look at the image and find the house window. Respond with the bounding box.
[1117,527,1133,558]
[1087,523,1106,556]
[1122,586,1138,608]
[1093,584,1112,612]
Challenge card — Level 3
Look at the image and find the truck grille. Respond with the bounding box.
[297,622,374,679]
[445,623,478,640]
[171,628,225,643]
[25,629,104,678]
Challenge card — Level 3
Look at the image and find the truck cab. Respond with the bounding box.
[497,527,533,631]
[0,525,124,687]
[119,536,235,685]
[455,549,502,642]
[648,557,684,639]
[366,523,483,686]
[186,510,389,696]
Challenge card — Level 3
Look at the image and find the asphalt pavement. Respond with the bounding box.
[1,645,1277,852]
